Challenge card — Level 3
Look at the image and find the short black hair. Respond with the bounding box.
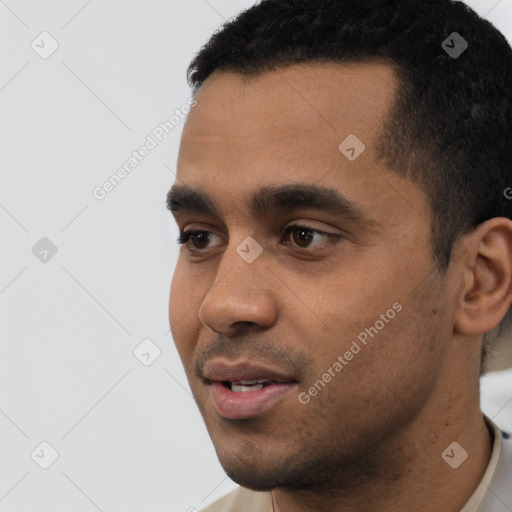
[186,0,512,367]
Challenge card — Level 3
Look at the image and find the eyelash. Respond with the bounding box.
[176,224,342,252]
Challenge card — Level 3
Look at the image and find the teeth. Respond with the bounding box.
[231,383,264,392]
[225,379,276,392]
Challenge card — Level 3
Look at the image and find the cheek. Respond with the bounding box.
[352,281,450,403]
[301,262,449,398]
[169,259,208,322]
[168,268,183,337]
[169,262,202,365]
[168,266,183,326]
[297,302,447,444]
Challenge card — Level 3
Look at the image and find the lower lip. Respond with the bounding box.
[210,381,297,419]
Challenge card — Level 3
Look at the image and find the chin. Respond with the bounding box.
[214,442,331,492]
[219,458,284,491]
[212,440,287,490]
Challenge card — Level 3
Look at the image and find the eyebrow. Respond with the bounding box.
[166,183,374,225]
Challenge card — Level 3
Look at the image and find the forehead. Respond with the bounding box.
[178,62,397,182]
[175,61,428,227]
[182,60,398,141]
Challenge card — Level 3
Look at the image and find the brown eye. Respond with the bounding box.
[284,225,340,249]
[177,230,221,251]
[291,227,314,247]
[190,232,211,249]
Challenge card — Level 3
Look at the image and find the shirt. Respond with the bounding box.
[201,417,511,512]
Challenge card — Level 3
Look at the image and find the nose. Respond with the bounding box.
[198,242,278,336]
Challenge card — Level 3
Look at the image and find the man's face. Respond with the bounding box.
[169,62,455,490]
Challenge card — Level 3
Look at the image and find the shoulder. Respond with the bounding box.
[200,486,272,512]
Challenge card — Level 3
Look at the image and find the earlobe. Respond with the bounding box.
[453,218,512,336]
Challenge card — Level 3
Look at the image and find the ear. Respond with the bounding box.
[453,218,512,336]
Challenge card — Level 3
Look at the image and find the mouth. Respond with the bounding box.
[222,379,279,392]
[203,361,298,420]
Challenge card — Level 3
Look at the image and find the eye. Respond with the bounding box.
[176,230,223,250]
[283,224,341,248]
[177,225,341,252]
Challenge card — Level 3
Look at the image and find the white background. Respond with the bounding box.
[1,1,512,511]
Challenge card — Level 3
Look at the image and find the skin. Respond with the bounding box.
[168,61,512,512]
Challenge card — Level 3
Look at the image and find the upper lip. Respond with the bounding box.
[203,360,297,383]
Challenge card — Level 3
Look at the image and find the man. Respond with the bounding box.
[167,0,512,510]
